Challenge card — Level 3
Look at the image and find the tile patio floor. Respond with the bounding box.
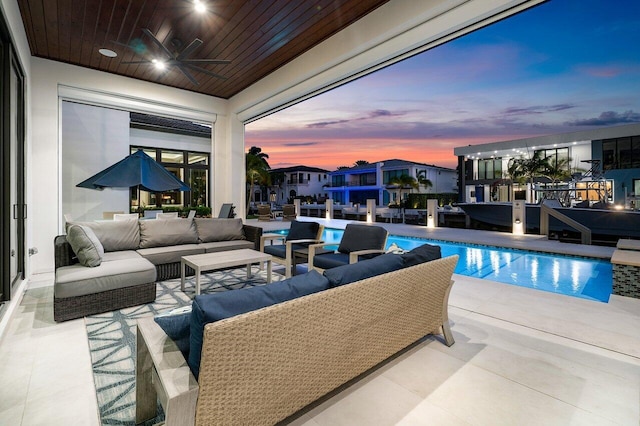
[1,219,638,425]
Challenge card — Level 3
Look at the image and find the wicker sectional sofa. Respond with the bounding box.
[53,218,262,322]
[136,247,459,426]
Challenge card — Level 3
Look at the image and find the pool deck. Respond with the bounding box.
[252,217,616,259]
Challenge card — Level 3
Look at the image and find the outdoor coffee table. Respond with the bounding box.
[181,249,272,295]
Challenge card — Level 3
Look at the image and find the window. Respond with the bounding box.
[359,173,376,186]
[332,175,345,186]
[477,159,502,180]
[383,169,409,184]
[602,136,640,170]
[130,146,209,209]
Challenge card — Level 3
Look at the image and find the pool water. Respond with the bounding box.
[275,228,613,302]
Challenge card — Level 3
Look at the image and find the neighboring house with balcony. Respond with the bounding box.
[325,159,457,206]
[453,123,640,206]
[268,165,331,205]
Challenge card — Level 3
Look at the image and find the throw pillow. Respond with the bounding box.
[139,217,199,248]
[188,270,330,378]
[67,219,140,252]
[401,243,442,267]
[194,218,245,242]
[154,306,192,360]
[66,224,105,267]
[323,252,404,287]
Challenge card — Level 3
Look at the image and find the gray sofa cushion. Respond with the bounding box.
[54,257,156,298]
[136,244,205,265]
[68,219,140,252]
[139,218,198,248]
[199,240,254,253]
[194,218,245,242]
[66,225,104,267]
[102,250,143,262]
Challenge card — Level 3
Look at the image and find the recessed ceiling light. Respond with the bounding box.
[194,0,206,13]
[98,48,117,58]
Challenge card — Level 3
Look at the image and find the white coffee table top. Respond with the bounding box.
[182,249,271,270]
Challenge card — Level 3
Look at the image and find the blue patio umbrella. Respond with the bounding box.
[77,149,190,195]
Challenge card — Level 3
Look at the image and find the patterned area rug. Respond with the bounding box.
[85,267,278,426]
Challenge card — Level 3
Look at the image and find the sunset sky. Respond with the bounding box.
[245,0,640,171]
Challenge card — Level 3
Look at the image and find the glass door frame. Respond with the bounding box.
[1,18,26,302]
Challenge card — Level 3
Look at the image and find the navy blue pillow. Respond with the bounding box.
[188,270,330,378]
[286,220,320,242]
[323,252,404,287]
[154,310,192,360]
[401,243,442,267]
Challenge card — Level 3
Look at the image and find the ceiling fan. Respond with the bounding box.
[120,28,230,85]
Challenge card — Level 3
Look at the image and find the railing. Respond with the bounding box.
[540,203,591,245]
[323,182,378,188]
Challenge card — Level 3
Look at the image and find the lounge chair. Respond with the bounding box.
[308,224,388,272]
[218,203,235,218]
[257,204,272,221]
[282,204,296,221]
[103,211,124,220]
[113,213,139,221]
[260,220,324,278]
[143,209,163,219]
[156,212,179,220]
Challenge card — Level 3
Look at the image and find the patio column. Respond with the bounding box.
[427,199,438,228]
[294,199,301,218]
[366,199,376,223]
[325,199,334,220]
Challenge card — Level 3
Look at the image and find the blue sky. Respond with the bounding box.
[246,0,640,170]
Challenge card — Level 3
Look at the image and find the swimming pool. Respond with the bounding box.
[275,228,613,302]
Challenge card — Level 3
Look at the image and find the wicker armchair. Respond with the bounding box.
[257,204,272,221]
[282,204,296,221]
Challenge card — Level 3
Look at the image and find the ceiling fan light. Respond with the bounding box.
[194,1,206,13]
[152,59,166,70]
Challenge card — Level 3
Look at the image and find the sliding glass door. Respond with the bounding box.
[1,18,25,302]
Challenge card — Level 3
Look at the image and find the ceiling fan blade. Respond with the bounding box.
[176,38,203,61]
[180,58,231,65]
[177,65,200,86]
[184,64,228,80]
[142,28,175,59]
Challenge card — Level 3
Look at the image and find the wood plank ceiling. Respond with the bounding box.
[17,0,390,99]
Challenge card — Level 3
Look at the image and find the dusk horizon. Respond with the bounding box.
[245,0,640,171]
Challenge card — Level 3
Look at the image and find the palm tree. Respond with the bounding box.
[354,160,370,166]
[386,174,418,222]
[416,170,433,192]
[507,151,550,201]
[246,146,271,212]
